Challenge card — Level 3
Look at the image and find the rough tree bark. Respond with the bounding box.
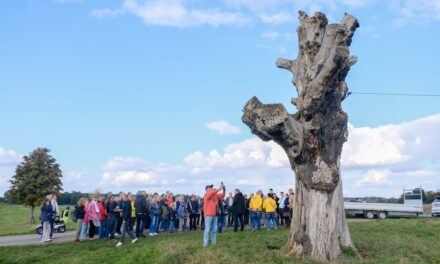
[242,11,359,261]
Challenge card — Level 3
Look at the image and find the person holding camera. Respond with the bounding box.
[203,182,225,247]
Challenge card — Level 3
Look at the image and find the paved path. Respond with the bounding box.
[0,231,76,247]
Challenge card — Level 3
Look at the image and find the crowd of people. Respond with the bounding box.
[39,184,296,247]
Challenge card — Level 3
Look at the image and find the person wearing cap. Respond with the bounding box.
[203,182,225,247]
[249,190,263,231]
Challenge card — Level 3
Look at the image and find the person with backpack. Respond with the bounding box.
[148,195,161,236]
[177,195,186,233]
[232,189,246,232]
[115,192,138,247]
[203,182,225,247]
[134,191,147,237]
[40,195,53,243]
[74,198,87,244]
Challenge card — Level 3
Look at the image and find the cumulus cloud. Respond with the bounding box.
[342,123,410,168]
[206,121,241,135]
[97,113,440,197]
[355,169,393,187]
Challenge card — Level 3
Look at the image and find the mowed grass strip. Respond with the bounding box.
[0,203,75,236]
[0,216,439,264]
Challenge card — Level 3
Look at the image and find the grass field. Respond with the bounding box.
[0,203,76,236]
[0,203,439,264]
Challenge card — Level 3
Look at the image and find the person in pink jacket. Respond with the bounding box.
[80,200,89,238]
[87,195,99,240]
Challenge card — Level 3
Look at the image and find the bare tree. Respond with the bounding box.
[242,11,359,261]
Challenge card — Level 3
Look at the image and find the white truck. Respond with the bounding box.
[344,188,424,219]
[431,196,440,217]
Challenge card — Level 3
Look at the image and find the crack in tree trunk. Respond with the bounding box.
[242,11,359,261]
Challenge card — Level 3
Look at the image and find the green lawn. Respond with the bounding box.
[0,203,76,236]
[0,203,439,263]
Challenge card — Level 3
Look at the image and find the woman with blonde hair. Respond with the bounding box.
[87,194,99,240]
[74,198,87,244]
[177,195,186,233]
[40,195,53,243]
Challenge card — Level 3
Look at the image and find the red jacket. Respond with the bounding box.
[203,189,224,217]
[98,201,107,221]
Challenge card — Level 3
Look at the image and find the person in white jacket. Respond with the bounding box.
[50,194,60,239]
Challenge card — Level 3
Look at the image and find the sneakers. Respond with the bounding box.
[116,242,123,247]
[149,233,155,237]
[132,238,138,244]
[153,233,158,236]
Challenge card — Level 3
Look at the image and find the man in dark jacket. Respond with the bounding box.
[232,189,246,232]
[134,191,147,237]
[116,192,138,247]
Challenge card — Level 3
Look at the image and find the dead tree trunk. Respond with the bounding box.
[242,11,359,261]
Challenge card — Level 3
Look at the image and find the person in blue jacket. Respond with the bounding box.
[149,195,162,236]
[40,195,53,243]
[116,192,138,247]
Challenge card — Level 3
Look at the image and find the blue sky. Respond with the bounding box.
[1,0,439,197]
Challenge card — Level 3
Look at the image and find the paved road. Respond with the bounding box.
[0,231,76,247]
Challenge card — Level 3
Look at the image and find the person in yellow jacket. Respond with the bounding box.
[128,192,136,232]
[249,190,263,231]
[263,193,278,231]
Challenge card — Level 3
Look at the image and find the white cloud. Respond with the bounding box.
[206,120,241,135]
[259,12,295,24]
[0,147,22,195]
[355,169,392,187]
[342,123,410,167]
[390,0,440,26]
[0,147,21,165]
[93,0,251,27]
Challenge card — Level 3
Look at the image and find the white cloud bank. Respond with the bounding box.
[1,113,439,197]
[206,121,241,135]
[99,113,440,197]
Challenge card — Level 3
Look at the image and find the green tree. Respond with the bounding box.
[9,148,63,223]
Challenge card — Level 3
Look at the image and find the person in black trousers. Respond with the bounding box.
[188,194,199,230]
[134,191,147,237]
[232,189,246,232]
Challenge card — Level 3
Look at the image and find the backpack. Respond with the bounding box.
[71,206,78,222]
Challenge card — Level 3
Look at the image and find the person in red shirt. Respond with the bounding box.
[97,196,108,239]
[203,182,225,247]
